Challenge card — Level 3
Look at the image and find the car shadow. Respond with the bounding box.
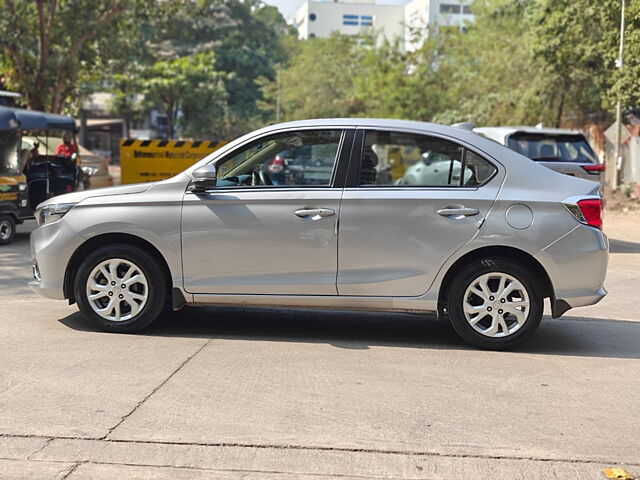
[609,238,640,254]
[58,306,640,360]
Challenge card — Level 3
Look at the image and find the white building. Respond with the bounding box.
[292,0,474,51]
[404,0,474,50]
[294,0,405,44]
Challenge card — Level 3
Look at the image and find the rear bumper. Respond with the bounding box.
[536,225,608,318]
[551,287,607,318]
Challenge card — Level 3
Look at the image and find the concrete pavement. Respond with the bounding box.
[0,215,639,479]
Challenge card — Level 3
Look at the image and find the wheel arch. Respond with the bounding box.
[437,245,554,317]
[63,233,173,305]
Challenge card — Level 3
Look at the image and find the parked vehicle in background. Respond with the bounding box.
[474,126,604,182]
[29,119,608,350]
[0,107,80,245]
[0,109,28,245]
[21,137,112,189]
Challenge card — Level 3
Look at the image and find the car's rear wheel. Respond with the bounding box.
[447,258,543,350]
[75,244,167,332]
[0,215,16,245]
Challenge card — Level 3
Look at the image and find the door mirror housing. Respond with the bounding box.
[190,164,218,192]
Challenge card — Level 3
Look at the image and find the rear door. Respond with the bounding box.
[337,128,502,297]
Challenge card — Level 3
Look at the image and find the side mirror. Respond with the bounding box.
[189,164,218,193]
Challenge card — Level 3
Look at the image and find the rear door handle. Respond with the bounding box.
[294,208,336,220]
[437,207,479,218]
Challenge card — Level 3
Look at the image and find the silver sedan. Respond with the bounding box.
[28,119,608,349]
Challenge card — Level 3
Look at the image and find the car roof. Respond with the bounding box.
[474,126,583,138]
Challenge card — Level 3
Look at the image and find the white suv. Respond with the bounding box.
[474,126,604,182]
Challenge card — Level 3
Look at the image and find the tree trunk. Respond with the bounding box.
[554,89,565,128]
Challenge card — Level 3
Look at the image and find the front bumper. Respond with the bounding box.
[28,279,66,300]
[29,218,82,301]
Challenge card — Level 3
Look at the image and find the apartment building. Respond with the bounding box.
[293,0,474,50]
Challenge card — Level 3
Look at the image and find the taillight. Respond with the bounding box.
[577,199,603,229]
[581,164,605,174]
[563,197,603,230]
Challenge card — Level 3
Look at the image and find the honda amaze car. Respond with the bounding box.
[29,119,608,350]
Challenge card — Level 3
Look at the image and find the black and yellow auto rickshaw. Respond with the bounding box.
[0,106,79,245]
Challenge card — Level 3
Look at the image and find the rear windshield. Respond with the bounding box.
[507,133,598,164]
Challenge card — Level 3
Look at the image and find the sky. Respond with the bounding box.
[263,0,410,21]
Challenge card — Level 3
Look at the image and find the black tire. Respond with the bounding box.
[0,214,16,245]
[447,257,543,350]
[74,244,168,333]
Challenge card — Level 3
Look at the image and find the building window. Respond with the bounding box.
[309,33,316,38]
[360,15,373,26]
[342,14,359,26]
[462,5,472,14]
[309,12,316,21]
[440,4,461,14]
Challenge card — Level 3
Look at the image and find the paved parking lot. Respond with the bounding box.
[1,214,639,479]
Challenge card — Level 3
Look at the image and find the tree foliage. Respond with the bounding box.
[142,53,228,138]
[0,0,152,113]
[0,0,637,137]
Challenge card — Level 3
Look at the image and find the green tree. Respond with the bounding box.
[146,0,295,136]
[428,0,564,126]
[108,71,145,138]
[0,0,152,113]
[260,34,366,121]
[533,0,640,122]
[142,53,229,138]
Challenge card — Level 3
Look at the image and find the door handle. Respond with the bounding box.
[294,208,336,220]
[437,207,479,218]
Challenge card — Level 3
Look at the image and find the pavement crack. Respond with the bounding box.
[60,461,82,479]
[2,432,639,468]
[99,338,212,440]
[26,437,53,460]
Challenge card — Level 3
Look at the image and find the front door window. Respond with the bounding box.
[216,130,343,188]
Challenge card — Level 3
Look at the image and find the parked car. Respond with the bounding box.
[29,119,608,350]
[474,126,604,182]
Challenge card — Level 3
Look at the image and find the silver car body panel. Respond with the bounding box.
[29,118,608,316]
[181,187,341,295]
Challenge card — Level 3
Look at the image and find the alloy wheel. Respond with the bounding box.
[462,272,530,338]
[85,258,148,322]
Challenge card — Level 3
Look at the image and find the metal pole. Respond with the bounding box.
[613,0,625,189]
[276,68,281,124]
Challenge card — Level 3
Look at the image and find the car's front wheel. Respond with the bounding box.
[447,258,543,350]
[75,244,167,332]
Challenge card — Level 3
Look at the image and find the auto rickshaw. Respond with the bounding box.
[0,106,79,245]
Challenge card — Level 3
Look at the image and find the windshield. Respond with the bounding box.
[0,129,21,175]
[507,133,598,164]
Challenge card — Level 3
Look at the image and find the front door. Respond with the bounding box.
[337,129,502,297]
[181,128,352,295]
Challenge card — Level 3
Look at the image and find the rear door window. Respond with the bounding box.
[359,130,496,187]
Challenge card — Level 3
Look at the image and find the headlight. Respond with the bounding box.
[18,183,26,192]
[35,203,77,226]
